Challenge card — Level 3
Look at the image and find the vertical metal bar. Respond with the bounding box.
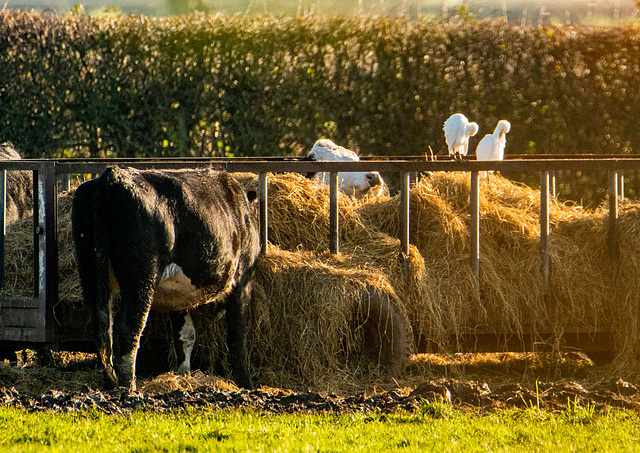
[609,170,619,262]
[258,172,268,254]
[618,171,624,200]
[0,169,5,290]
[329,172,339,254]
[470,171,480,279]
[61,173,71,193]
[43,162,58,345]
[540,171,550,287]
[550,170,557,198]
[410,171,419,187]
[400,171,411,275]
[33,169,40,299]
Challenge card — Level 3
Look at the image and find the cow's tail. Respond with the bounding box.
[93,169,119,387]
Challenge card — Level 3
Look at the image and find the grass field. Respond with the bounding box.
[1,402,639,452]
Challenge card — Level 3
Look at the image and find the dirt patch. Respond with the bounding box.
[1,376,638,415]
[1,351,640,414]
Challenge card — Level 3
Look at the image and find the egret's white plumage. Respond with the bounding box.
[475,120,511,161]
[306,139,385,197]
[308,138,362,162]
[443,113,479,159]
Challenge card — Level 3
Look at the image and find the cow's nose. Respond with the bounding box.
[366,172,382,187]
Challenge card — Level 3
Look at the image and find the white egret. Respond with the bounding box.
[443,113,479,160]
[306,139,385,198]
[475,120,511,179]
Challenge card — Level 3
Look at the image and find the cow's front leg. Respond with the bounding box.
[225,282,253,389]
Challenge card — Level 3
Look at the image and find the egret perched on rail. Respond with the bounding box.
[476,120,511,161]
[475,120,511,178]
[443,113,479,160]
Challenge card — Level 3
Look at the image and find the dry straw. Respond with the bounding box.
[3,171,640,390]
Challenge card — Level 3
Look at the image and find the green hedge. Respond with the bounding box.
[1,12,639,178]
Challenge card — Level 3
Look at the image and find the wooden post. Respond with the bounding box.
[609,170,619,262]
[470,171,480,279]
[540,171,550,287]
[259,172,268,254]
[400,171,411,275]
[329,172,339,254]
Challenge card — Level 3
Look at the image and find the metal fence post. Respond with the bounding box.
[329,172,339,254]
[0,169,5,290]
[609,170,619,262]
[618,171,624,200]
[400,171,411,275]
[470,171,480,280]
[540,171,550,287]
[259,172,268,254]
[41,163,58,344]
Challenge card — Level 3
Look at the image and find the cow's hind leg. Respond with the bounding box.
[71,179,117,387]
[110,258,158,391]
[225,281,253,389]
[112,287,155,390]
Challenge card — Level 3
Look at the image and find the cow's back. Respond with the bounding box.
[94,166,260,295]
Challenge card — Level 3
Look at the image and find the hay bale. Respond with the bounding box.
[357,172,616,351]
[235,172,375,252]
[0,143,34,224]
[2,191,82,303]
[194,246,412,393]
[608,203,640,364]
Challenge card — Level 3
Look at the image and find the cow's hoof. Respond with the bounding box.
[234,375,253,390]
[117,377,137,392]
[103,367,118,390]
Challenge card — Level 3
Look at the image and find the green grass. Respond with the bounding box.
[1,401,640,452]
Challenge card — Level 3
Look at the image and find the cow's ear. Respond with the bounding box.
[246,190,257,203]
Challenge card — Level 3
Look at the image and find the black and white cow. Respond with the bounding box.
[72,166,260,390]
[305,139,385,198]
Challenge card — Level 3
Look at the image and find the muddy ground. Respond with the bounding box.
[2,351,640,414]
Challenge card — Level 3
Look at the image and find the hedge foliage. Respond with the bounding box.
[0,12,639,189]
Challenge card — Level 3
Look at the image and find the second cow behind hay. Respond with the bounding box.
[305,139,386,198]
[72,166,260,391]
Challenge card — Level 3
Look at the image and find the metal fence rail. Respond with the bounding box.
[0,155,635,349]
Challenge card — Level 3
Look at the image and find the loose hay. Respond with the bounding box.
[5,171,640,390]
[140,370,239,395]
